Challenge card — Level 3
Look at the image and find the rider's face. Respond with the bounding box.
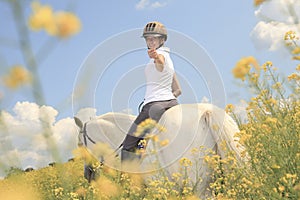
[145,36,162,49]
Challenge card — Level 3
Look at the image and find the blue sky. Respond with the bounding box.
[0,0,298,119]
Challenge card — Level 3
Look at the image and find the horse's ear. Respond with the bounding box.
[74,117,83,129]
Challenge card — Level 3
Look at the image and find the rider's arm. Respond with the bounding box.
[153,54,165,72]
[148,49,165,72]
[172,73,182,98]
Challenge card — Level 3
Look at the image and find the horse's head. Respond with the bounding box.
[74,116,85,146]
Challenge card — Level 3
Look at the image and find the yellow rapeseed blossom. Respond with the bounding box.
[266,98,277,105]
[287,73,300,81]
[292,47,300,54]
[190,147,200,154]
[171,173,182,182]
[54,12,81,38]
[272,82,282,89]
[271,164,281,169]
[28,2,56,34]
[3,65,32,89]
[225,104,234,113]
[278,185,285,192]
[284,31,298,41]
[159,139,169,147]
[292,55,300,60]
[262,61,272,72]
[134,118,166,137]
[232,56,259,81]
[72,147,98,166]
[265,117,279,125]
[28,1,81,38]
[254,0,266,6]
[92,176,120,198]
[179,157,192,167]
[0,180,41,200]
[249,72,259,84]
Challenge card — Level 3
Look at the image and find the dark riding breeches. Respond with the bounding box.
[121,99,178,152]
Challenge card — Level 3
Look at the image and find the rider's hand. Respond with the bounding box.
[148,48,158,59]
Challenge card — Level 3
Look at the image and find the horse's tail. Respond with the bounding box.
[202,105,246,163]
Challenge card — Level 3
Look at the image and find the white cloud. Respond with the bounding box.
[136,0,150,10]
[250,0,300,52]
[135,0,167,10]
[0,101,87,177]
[151,1,167,9]
[250,21,297,52]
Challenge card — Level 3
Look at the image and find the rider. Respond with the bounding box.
[121,21,182,162]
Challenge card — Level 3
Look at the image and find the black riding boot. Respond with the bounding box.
[84,164,96,183]
[121,134,146,162]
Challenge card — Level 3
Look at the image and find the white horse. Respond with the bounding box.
[74,103,243,196]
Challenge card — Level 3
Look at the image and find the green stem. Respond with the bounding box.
[10,0,45,105]
[268,66,290,113]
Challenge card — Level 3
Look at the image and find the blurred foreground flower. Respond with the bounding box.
[54,12,81,38]
[232,56,259,81]
[284,30,299,46]
[2,65,32,89]
[134,118,166,137]
[254,0,266,6]
[28,1,81,38]
[28,1,56,34]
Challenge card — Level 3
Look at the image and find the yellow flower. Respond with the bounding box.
[232,56,259,81]
[272,82,282,89]
[28,2,81,38]
[75,187,87,197]
[267,98,277,105]
[293,55,300,60]
[237,130,251,145]
[92,176,120,198]
[249,72,259,83]
[254,0,266,6]
[296,64,300,71]
[191,147,200,154]
[179,157,192,167]
[28,2,56,34]
[159,139,169,147]
[278,185,285,192]
[292,47,300,54]
[284,31,297,41]
[72,147,97,165]
[54,187,64,196]
[151,135,159,142]
[265,117,278,125]
[54,12,81,38]
[286,173,297,179]
[3,65,32,89]
[288,73,300,81]
[271,164,281,169]
[157,125,167,133]
[138,139,147,147]
[225,104,234,113]
[262,61,272,72]
[261,124,271,133]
